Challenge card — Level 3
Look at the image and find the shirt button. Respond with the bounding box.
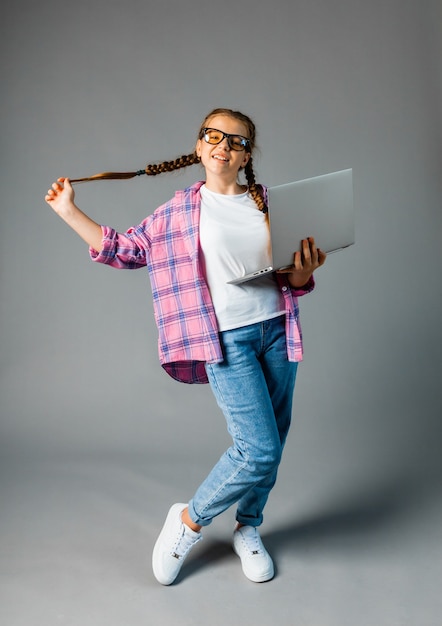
[282,286,288,292]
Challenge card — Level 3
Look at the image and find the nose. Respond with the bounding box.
[216,134,231,150]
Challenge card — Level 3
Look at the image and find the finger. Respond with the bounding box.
[307,236,323,266]
[293,249,303,270]
[308,236,318,258]
[302,238,311,265]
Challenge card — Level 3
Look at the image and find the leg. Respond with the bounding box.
[152,316,296,585]
[187,316,296,527]
[236,318,298,525]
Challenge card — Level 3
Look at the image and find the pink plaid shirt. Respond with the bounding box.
[90,181,314,383]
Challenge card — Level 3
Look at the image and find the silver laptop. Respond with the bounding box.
[228,168,354,285]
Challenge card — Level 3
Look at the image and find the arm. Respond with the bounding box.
[277,236,327,289]
[45,177,104,252]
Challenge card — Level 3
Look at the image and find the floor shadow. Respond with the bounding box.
[263,476,421,556]
[175,538,233,584]
[172,474,437,584]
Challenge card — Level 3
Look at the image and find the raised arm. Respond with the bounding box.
[45,178,104,252]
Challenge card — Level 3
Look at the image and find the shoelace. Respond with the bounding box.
[241,528,264,556]
[170,526,201,560]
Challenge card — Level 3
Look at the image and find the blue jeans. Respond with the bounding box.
[187,315,298,528]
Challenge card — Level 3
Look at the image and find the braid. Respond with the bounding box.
[69,108,265,214]
[70,152,200,184]
[244,157,268,214]
[144,153,201,176]
[198,108,267,214]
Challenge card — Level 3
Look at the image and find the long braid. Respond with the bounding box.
[144,153,200,176]
[244,157,268,214]
[70,153,200,183]
[69,108,266,216]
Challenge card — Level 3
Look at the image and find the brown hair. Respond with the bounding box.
[70,108,267,213]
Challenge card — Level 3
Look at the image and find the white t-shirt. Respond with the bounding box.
[199,185,285,331]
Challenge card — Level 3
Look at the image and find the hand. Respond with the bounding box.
[277,236,327,288]
[45,177,76,217]
[44,177,104,251]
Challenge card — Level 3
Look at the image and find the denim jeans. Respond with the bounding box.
[187,315,298,527]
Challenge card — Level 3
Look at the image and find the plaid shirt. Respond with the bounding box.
[90,181,314,383]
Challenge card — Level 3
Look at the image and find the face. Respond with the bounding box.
[195,115,251,183]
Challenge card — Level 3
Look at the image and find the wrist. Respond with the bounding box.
[287,272,312,289]
[55,200,78,219]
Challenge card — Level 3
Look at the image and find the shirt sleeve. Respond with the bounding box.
[290,274,315,296]
[276,272,315,296]
[89,217,153,269]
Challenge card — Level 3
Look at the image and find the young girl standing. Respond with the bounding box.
[45,108,326,585]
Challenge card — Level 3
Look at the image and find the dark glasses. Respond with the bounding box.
[201,128,250,151]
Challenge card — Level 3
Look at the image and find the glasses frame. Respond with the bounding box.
[201,127,250,152]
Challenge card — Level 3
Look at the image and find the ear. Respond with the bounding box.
[195,139,202,158]
[241,152,251,169]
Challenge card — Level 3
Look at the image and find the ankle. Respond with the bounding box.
[181,507,202,533]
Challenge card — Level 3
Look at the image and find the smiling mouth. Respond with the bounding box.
[213,154,229,162]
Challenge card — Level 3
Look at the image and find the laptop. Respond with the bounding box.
[227,168,354,285]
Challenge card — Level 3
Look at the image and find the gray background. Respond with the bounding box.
[1,0,441,624]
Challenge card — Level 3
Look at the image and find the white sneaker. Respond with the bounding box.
[152,503,202,585]
[233,525,274,582]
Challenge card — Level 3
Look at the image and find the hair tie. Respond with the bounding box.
[136,169,146,176]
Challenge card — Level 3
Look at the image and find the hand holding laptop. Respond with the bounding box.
[276,236,327,288]
[227,169,354,285]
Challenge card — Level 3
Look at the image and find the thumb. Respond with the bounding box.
[58,177,73,193]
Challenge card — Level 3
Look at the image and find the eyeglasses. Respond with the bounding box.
[201,128,250,151]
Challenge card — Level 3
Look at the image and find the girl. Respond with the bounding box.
[45,108,326,585]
